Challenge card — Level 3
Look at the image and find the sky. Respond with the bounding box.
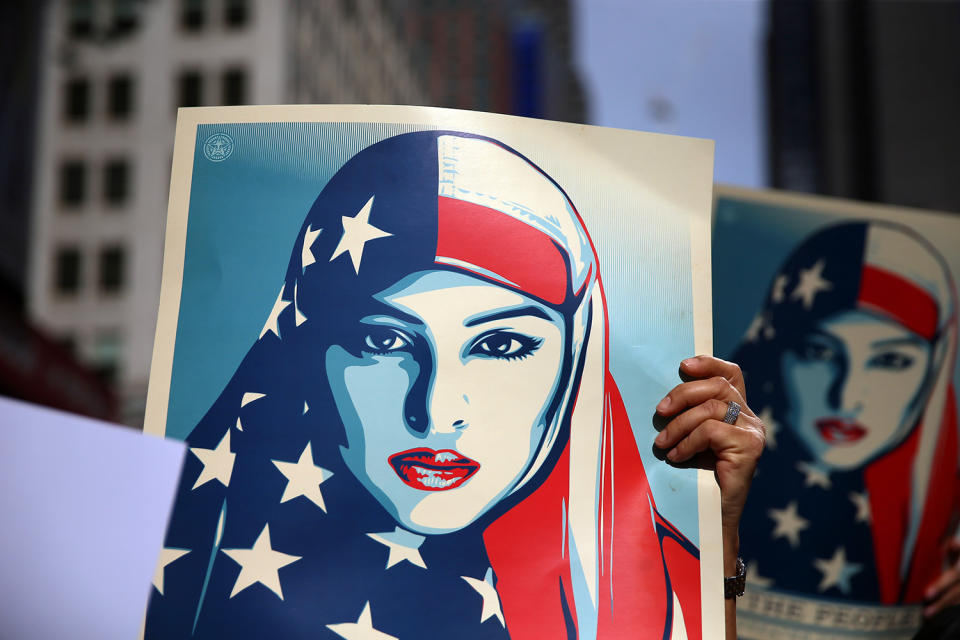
[574,0,768,188]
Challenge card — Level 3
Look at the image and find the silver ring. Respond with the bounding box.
[723,401,741,425]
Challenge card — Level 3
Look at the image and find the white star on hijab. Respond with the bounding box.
[301,224,323,270]
[152,547,190,595]
[190,429,235,490]
[462,567,505,627]
[327,602,398,640]
[271,442,334,512]
[259,286,291,340]
[849,491,872,523]
[791,259,833,309]
[745,314,766,342]
[796,461,832,489]
[768,500,809,548]
[367,527,427,569]
[814,547,863,594]
[771,274,789,303]
[758,407,778,449]
[241,392,265,407]
[329,196,392,273]
[221,524,301,599]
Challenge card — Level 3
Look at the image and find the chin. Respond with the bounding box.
[394,510,473,535]
[399,493,492,535]
[818,446,874,470]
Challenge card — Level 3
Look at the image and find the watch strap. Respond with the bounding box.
[724,557,746,599]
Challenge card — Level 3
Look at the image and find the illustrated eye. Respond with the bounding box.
[469,331,542,360]
[362,327,411,354]
[798,340,836,363]
[867,351,915,371]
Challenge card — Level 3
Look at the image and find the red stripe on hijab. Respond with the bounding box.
[436,196,569,306]
[858,265,938,340]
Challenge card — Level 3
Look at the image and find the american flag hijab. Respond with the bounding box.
[146,131,701,639]
[735,221,959,603]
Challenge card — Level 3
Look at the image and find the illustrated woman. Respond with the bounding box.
[734,221,958,612]
[146,131,763,639]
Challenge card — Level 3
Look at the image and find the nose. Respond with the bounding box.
[427,359,471,435]
[403,349,469,436]
[404,344,470,437]
[829,358,866,415]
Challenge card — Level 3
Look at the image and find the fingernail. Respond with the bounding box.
[924,605,935,618]
[667,449,679,461]
[682,358,696,367]
[657,396,671,412]
[654,432,666,446]
[925,587,937,600]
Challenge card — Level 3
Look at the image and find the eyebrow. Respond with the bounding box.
[871,336,926,349]
[362,302,424,327]
[464,305,554,327]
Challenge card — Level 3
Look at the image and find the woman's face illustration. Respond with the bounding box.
[781,309,932,469]
[325,270,567,534]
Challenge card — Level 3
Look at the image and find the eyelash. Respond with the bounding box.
[357,328,544,361]
[360,327,413,355]
[468,331,543,361]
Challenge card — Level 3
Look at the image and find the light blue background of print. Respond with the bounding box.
[712,194,960,389]
[167,121,701,544]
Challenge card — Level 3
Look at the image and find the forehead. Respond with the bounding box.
[820,309,925,345]
[377,270,556,324]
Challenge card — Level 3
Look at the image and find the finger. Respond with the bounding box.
[925,567,960,602]
[657,376,750,418]
[655,397,731,449]
[925,580,960,618]
[667,418,761,464]
[680,355,746,399]
[948,538,960,556]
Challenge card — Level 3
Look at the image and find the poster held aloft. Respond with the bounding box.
[144,105,721,638]
[713,185,960,640]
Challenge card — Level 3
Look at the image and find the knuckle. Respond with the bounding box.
[746,428,766,456]
[706,398,727,415]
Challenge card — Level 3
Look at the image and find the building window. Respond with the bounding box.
[181,0,205,31]
[60,161,86,207]
[92,330,123,384]
[99,246,126,293]
[111,0,139,34]
[222,68,247,105]
[64,78,90,123]
[104,159,130,205]
[58,334,78,358]
[68,0,95,37]
[107,74,133,118]
[55,247,82,294]
[178,70,203,108]
[224,0,249,28]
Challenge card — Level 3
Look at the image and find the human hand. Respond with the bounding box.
[653,355,766,546]
[924,539,960,618]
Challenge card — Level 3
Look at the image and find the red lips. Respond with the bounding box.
[388,448,480,491]
[816,418,867,445]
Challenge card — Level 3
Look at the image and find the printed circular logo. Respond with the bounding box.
[203,133,234,162]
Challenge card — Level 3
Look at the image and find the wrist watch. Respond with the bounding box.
[724,557,746,599]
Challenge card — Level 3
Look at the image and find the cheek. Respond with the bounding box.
[457,342,563,461]
[861,367,928,427]
[327,350,414,448]
[783,359,833,414]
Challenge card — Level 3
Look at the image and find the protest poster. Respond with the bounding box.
[713,185,960,639]
[143,105,720,638]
